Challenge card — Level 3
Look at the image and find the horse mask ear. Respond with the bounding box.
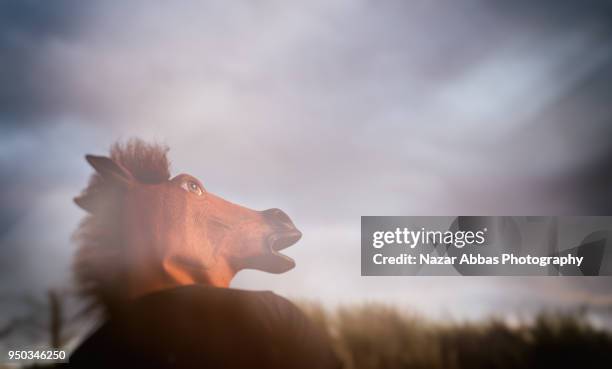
[85,155,134,187]
[74,155,135,212]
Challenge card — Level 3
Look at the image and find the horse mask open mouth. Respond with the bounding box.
[267,229,303,269]
[257,209,303,273]
[73,142,302,296]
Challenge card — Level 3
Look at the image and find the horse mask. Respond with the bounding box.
[74,142,301,302]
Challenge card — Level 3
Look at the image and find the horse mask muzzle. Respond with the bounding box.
[260,208,302,273]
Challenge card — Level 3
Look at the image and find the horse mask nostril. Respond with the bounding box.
[263,208,294,227]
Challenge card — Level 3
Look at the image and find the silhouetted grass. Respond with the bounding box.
[17,303,612,369]
[299,302,612,369]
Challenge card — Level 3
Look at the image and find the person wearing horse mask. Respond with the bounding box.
[68,140,341,369]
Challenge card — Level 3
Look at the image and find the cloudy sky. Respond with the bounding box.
[2,0,612,336]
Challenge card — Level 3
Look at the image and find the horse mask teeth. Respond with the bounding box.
[270,232,302,251]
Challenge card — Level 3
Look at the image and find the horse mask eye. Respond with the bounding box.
[181,180,203,196]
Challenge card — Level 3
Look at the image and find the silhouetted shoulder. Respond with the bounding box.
[70,286,340,369]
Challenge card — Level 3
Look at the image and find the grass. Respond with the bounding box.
[299,302,612,369]
[15,303,612,368]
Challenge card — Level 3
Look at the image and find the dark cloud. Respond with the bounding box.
[488,0,612,27]
[0,0,91,123]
